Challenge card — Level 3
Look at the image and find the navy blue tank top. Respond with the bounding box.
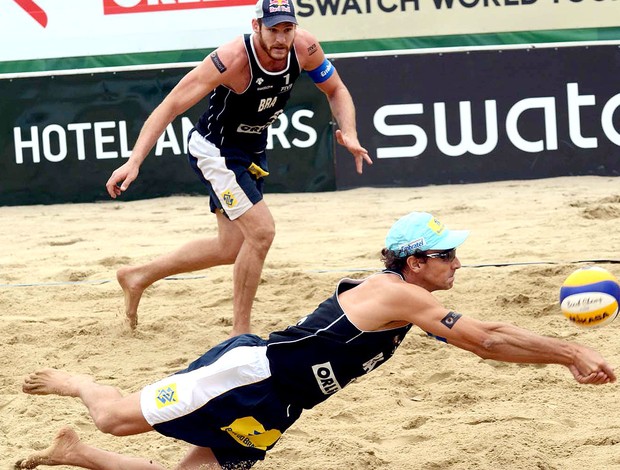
[267,271,412,409]
[196,34,301,153]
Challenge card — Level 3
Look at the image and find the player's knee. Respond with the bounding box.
[218,244,241,264]
[249,224,275,254]
[221,251,238,264]
[92,411,125,436]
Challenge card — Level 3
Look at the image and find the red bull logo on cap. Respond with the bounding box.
[268,0,292,13]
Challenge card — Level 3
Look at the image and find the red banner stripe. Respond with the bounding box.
[103,0,256,15]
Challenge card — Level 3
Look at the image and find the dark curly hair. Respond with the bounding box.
[381,248,429,271]
[381,248,408,271]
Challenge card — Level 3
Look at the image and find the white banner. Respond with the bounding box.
[2,0,618,64]
[1,0,255,62]
[298,0,620,42]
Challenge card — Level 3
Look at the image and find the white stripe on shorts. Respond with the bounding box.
[140,345,270,426]
[188,132,254,220]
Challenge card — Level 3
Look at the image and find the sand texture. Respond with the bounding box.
[2,175,620,469]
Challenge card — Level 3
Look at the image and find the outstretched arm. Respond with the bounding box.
[319,76,372,174]
[422,311,616,385]
[105,60,217,198]
[105,40,243,198]
[296,30,372,174]
[380,284,617,386]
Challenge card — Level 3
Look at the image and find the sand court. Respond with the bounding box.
[2,175,620,469]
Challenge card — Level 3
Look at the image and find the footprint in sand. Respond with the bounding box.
[581,205,620,220]
[48,238,85,247]
[98,256,132,267]
[424,371,454,384]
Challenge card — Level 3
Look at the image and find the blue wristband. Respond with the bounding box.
[308,59,335,84]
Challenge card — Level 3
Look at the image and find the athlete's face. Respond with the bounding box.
[410,249,462,292]
[256,22,296,61]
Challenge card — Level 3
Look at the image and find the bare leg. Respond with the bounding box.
[226,201,275,336]
[117,201,275,337]
[118,211,244,329]
[22,369,151,436]
[19,373,223,470]
[15,427,167,470]
[173,446,222,470]
[22,368,94,397]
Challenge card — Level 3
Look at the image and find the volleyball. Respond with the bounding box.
[559,266,620,328]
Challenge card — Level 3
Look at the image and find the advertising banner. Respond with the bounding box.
[2,0,619,73]
[0,69,333,205]
[332,44,620,189]
[298,0,620,43]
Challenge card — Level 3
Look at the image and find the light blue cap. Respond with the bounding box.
[385,212,469,258]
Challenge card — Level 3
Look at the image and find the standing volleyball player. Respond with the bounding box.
[105,0,372,335]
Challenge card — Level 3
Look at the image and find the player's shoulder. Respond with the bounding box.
[205,35,248,71]
[294,28,325,69]
[294,27,319,42]
[380,273,437,301]
[294,28,321,49]
[216,35,248,59]
[364,270,413,293]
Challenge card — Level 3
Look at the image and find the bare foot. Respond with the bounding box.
[229,327,251,338]
[15,427,80,468]
[22,369,94,397]
[116,266,145,330]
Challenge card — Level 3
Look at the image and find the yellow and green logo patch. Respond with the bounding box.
[428,217,445,235]
[155,383,178,409]
[221,190,237,208]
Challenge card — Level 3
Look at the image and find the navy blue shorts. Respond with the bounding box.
[187,130,268,221]
[140,334,302,469]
